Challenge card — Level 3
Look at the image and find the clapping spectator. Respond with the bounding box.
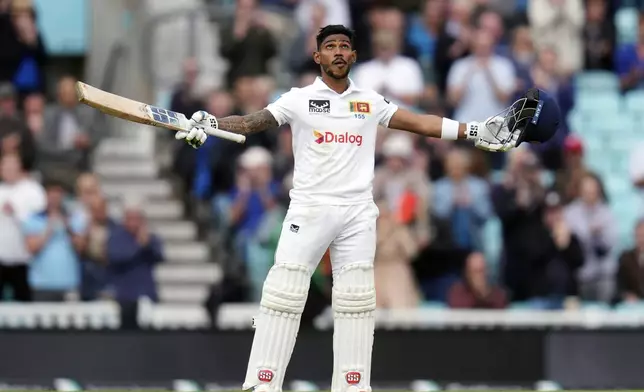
[447,28,516,123]
[583,0,615,71]
[214,147,280,263]
[448,252,507,309]
[352,29,424,107]
[220,0,277,88]
[492,148,547,301]
[564,173,618,302]
[39,76,96,188]
[107,199,164,328]
[374,200,421,309]
[373,134,431,246]
[433,148,492,252]
[617,219,644,303]
[523,191,583,308]
[23,180,84,302]
[78,195,110,301]
[529,0,584,76]
[0,153,45,301]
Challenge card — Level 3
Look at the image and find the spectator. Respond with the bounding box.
[0,82,18,119]
[446,28,516,123]
[433,0,474,95]
[374,200,421,309]
[528,0,584,76]
[220,0,278,88]
[0,116,36,171]
[39,76,96,188]
[169,58,204,118]
[433,147,492,252]
[531,47,564,96]
[0,153,45,301]
[23,180,84,301]
[352,29,425,107]
[406,0,447,83]
[617,219,644,303]
[447,252,507,309]
[106,199,164,328]
[492,148,547,301]
[616,11,644,91]
[6,0,46,96]
[522,190,584,308]
[78,195,110,301]
[373,134,431,245]
[553,134,587,205]
[272,126,294,197]
[564,173,618,302]
[23,92,44,136]
[476,8,509,57]
[70,172,102,223]
[214,147,280,264]
[583,0,615,71]
[0,0,46,95]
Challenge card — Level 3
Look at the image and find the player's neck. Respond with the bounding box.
[320,74,350,94]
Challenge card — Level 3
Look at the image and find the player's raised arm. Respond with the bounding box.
[385,88,561,152]
[175,109,279,148]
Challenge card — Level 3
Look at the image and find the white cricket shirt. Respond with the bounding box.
[266,77,399,206]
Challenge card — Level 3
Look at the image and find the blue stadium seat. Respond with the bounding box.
[574,72,620,92]
[615,7,639,44]
[624,90,644,114]
[421,301,447,309]
[574,92,622,114]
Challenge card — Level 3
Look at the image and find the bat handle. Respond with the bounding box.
[204,126,246,144]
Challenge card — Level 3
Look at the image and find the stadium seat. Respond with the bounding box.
[615,7,639,44]
[574,92,622,114]
[581,301,611,311]
[421,301,447,309]
[624,90,644,114]
[574,72,620,92]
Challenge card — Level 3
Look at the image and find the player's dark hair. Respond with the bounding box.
[316,25,355,50]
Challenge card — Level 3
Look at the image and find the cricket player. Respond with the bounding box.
[176,25,559,392]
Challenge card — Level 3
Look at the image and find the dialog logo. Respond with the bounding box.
[313,131,362,146]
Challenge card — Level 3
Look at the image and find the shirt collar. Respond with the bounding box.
[312,77,360,96]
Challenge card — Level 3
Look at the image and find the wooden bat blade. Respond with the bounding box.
[75,82,246,144]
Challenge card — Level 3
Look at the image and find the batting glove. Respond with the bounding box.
[175,110,213,149]
[467,116,519,152]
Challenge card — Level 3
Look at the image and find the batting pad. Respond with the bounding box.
[331,262,376,392]
[243,263,312,392]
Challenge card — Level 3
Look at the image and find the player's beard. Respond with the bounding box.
[322,62,352,80]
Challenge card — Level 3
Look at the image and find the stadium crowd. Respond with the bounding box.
[0,0,163,327]
[2,0,644,319]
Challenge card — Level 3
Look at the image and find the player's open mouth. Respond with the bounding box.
[333,61,347,67]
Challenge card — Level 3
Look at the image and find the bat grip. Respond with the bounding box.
[204,127,246,144]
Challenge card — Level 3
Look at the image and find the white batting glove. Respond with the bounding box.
[467,116,519,152]
[175,110,216,149]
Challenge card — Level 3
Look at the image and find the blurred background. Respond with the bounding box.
[2,0,644,390]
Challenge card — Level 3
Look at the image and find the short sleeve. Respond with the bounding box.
[265,88,299,126]
[22,215,44,236]
[375,95,399,127]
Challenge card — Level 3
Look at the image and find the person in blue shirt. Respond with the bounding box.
[615,11,644,91]
[106,199,164,328]
[23,180,85,302]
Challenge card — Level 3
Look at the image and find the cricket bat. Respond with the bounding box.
[75,81,246,144]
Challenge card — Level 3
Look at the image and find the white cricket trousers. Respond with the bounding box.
[274,201,379,271]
